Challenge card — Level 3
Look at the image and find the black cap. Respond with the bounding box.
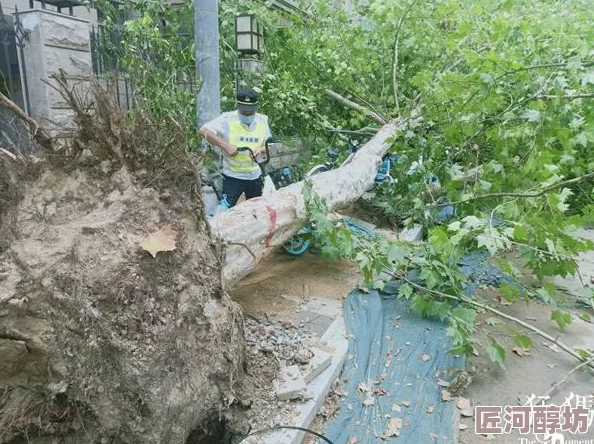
[237,88,258,112]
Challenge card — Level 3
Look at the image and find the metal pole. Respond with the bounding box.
[194,0,220,129]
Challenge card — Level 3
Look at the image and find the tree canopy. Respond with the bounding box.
[94,0,594,367]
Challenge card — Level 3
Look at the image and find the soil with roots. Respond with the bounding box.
[0,75,246,444]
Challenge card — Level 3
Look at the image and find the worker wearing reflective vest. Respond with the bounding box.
[199,88,272,207]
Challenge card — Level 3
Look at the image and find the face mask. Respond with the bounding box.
[239,113,255,126]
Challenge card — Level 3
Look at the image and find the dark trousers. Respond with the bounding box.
[222,174,263,207]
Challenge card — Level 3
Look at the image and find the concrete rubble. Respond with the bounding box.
[275,365,308,401]
[303,347,333,383]
[274,346,334,401]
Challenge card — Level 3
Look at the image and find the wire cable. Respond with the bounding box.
[245,425,336,444]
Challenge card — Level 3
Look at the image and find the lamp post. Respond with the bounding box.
[195,0,220,129]
[234,14,265,92]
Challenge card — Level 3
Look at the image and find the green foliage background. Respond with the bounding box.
[91,0,594,367]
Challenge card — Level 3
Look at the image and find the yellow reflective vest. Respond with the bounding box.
[226,119,267,175]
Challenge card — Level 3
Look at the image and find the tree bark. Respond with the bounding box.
[211,114,413,287]
[324,89,388,124]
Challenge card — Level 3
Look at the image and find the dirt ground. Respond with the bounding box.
[231,248,594,444]
[233,251,361,319]
[459,288,594,444]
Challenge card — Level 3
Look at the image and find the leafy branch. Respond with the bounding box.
[534,93,594,100]
[391,0,422,113]
[324,89,388,124]
[493,60,594,81]
[429,171,594,208]
[396,275,594,370]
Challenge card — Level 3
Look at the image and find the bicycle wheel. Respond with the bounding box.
[283,235,311,256]
[305,165,329,178]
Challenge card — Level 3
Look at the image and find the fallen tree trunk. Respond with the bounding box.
[211,113,415,287]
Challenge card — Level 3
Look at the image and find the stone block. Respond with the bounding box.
[45,48,92,79]
[41,11,91,51]
[302,347,332,383]
[46,78,92,110]
[275,365,307,401]
[16,9,92,130]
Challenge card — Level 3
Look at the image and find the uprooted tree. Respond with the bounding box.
[0,75,247,443]
[0,67,409,442]
[3,0,594,441]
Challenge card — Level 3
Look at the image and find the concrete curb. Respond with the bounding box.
[243,316,348,444]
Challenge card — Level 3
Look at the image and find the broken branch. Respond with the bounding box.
[392,0,421,112]
[0,92,54,151]
[398,276,594,370]
[538,355,594,403]
[325,89,388,124]
[534,93,594,100]
[325,126,379,136]
[430,170,594,208]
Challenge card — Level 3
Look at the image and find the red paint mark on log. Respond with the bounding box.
[264,205,277,248]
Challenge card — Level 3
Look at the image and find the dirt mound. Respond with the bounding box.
[0,75,244,443]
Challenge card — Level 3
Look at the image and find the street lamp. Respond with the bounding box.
[235,14,263,54]
[234,14,265,92]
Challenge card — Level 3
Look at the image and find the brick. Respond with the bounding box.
[303,347,332,384]
[275,365,307,401]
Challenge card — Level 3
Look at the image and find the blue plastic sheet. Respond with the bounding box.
[324,251,516,443]
[324,288,463,444]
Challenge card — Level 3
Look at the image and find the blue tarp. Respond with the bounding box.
[324,288,463,444]
[324,251,515,443]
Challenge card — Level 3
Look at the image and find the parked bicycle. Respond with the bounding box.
[282,143,401,255]
[305,142,398,185]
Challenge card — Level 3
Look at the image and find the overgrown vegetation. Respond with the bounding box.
[90,0,594,368]
[293,0,594,367]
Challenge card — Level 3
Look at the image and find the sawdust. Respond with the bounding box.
[233,252,361,318]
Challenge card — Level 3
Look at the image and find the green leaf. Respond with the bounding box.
[372,279,385,290]
[477,234,499,255]
[487,339,506,370]
[513,225,529,242]
[521,109,540,122]
[429,227,449,250]
[462,216,483,229]
[580,70,594,86]
[451,306,476,329]
[387,244,406,265]
[513,334,533,349]
[551,310,572,331]
[447,221,462,232]
[557,188,573,212]
[399,283,414,299]
[500,283,520,302]
[419,268,439,290]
